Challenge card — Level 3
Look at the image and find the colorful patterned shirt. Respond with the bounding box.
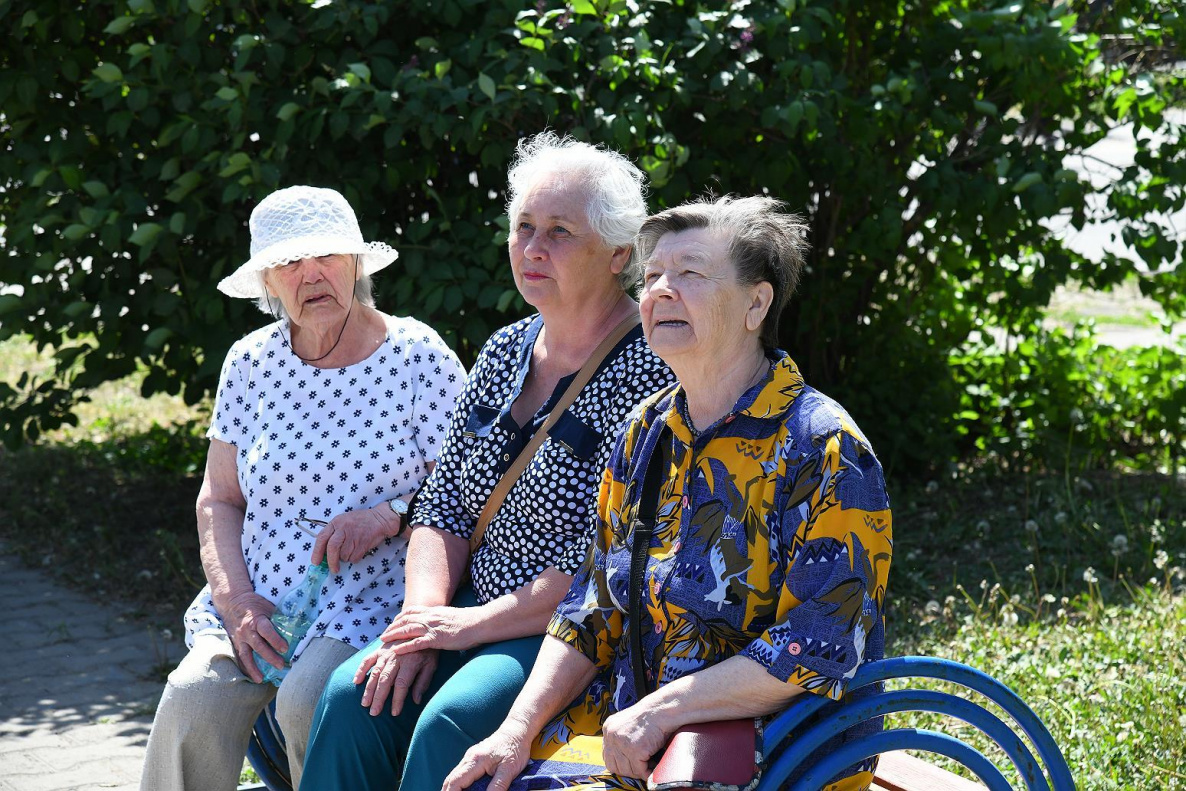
[502,352,893,791]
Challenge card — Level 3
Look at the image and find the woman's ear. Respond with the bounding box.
[745,282,774,333]
[609,244,632,276]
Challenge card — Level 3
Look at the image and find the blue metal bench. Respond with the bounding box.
[756,656,1075,791]
[244,699,291,791]
[243,656,1074,791]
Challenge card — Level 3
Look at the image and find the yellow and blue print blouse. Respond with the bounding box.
[503,352,893,791]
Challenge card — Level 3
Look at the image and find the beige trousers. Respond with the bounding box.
[139,634,356,791]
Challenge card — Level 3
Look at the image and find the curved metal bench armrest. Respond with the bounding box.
[781,728,1014,791]
[763,656,1074,791]
[851,657,1071,788]
[761,689,1045,791]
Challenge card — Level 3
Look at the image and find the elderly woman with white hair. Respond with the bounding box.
[299,133,675,791]
[140,186,466,791]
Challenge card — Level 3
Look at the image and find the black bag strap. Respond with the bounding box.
[629,428,669,701]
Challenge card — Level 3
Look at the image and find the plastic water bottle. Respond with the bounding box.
[252,559,330,686]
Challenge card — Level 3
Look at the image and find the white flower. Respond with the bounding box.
[1042,593,1056,603]
[1111,535,1128,556]
[1025,563,1035,574]
[1154,550,1170,570]
[925,600,941,616]
[161,628,174,641]
[1001,607,1019,627]
[1083,567,1098,585]
[1025,519,1039,534]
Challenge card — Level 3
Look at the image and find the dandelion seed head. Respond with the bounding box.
[1024,519,1039,533]
[1082,566,1098,584]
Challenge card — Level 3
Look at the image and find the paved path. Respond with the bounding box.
[0,550,184,791]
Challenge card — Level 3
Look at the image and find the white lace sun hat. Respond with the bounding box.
[217,185,398,299]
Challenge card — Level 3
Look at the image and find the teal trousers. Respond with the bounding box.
[299,595,543,791]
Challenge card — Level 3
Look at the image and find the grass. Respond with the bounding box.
[886,470,1186,790]
[1,333,1184,789]
[0,333,205,443]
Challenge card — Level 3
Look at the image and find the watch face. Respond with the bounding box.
[390,499,409,516]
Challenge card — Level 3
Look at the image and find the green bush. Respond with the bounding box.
[2,0,1183,472]
[950,323,1186,471]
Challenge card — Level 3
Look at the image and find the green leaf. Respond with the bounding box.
[144,327,172,351]
[348,62,371,83]
[63,301,92,318]
[104,16,136,35]
[129,222,163,246]
[276,102,300,121]
[496,289,518,312]
[215,86,238,102]
[0,295,22,315]
[571,0,598,14]
[62,224,91,241]
[218,152,251,178]
[434,59,452,79]
[519,37,545,51]
[166,171,202,202]
[93,62,123,83]
[478,72,496,101]
[974,99,999,117]
[1013,172,1043,193]
[187,0,209,13]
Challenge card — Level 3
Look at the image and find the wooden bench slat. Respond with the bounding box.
[874,750,986,791]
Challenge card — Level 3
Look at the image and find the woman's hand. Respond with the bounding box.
[442,719,534,791]
[220,589,286,683]
[379,604,483,653]
[353,642,439,716]
[601,702,674,781]
[312,504,401,573]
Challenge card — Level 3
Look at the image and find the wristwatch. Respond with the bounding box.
[387,498,409,534]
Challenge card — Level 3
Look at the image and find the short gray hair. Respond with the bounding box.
[254,258,375,319]
[635,196,809,350]
[506,131,648,290]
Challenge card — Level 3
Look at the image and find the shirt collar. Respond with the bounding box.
[659,351,806,445]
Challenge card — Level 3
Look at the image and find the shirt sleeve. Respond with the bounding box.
[740,429,893,701]
[546,420,638,668]
[407,328,467,462]
[206,341,250,446]
[410,336,493,539]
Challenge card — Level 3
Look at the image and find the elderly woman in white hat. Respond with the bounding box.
[140,186,466,791]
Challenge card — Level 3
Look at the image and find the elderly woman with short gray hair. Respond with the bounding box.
[140,185,466,791]
[299,133,675,791]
